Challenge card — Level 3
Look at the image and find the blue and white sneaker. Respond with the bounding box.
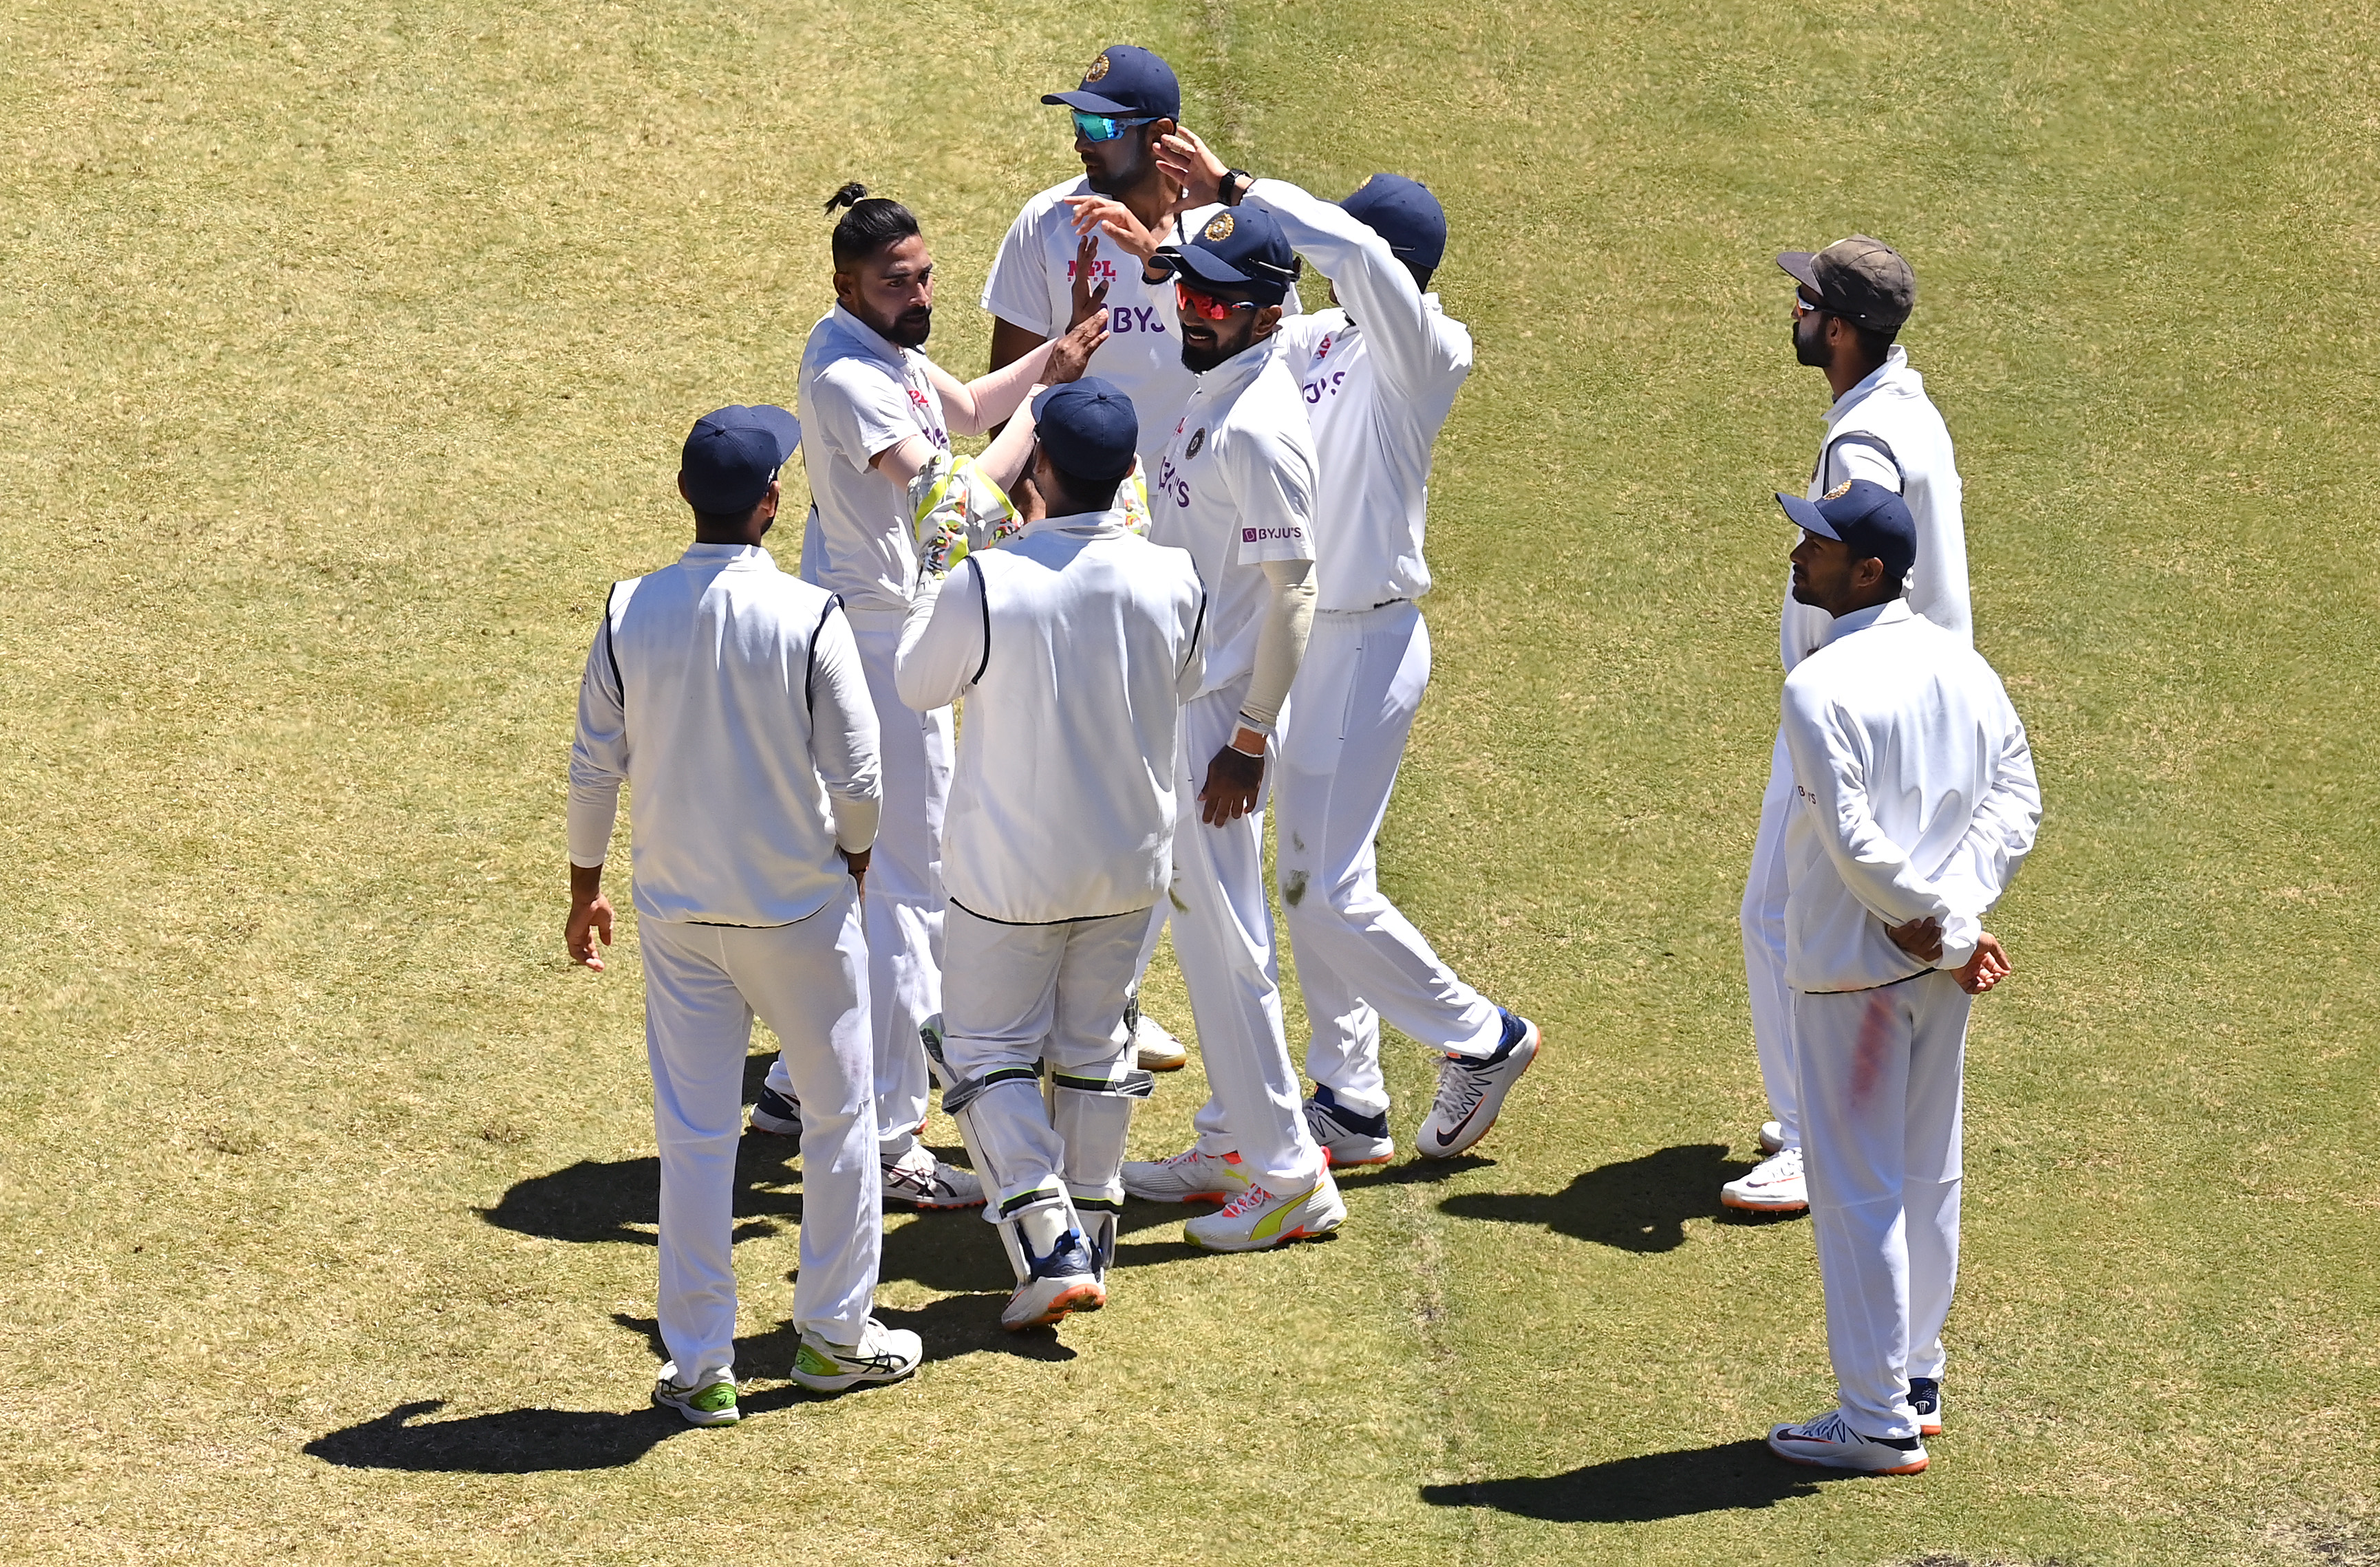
[1417,1008,1541,1158]
[1909,1377,1942,1436]
[1303,1087,1394,1167]
[1766,1407,1927,1473]
[748,1083,801,1136]
[1000,1225,1106,1331]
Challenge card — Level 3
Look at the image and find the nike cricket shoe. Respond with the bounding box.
[1133,1012,1190,1072]
[748,1083,801,1136]
[1766,1408,1927,1473]
[1000,1225,1107,1332]
[1302,1088,1394,1167]
[1121,1146,1252,1204]
[786,1319,923,1394]
[1183,1166,1347,1252]
[651,1363,739,1427]
[1758,1118,1786,1155]
[1416,1008,1541,1159]
[1909,1377,1943,1436]
[882,1145,985,1210]
[1720,1146,1808,1213]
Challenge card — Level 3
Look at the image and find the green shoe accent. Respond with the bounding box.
[1251,1184,1320,1243]
[689,1383,737,1415]
[795,1342,843,1378]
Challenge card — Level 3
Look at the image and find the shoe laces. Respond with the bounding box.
[1159,1146,1212,1168]
[1796,1409,1858,1445]
[1216,1183,1277,1219]
[1432,1056,1494,1125]
[1757,1147,1803,1181]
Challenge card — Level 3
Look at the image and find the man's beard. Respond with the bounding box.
[1180,336,1233,374]
[1084,149,1144,198]
[883,306,933,348]
[1793,313,1830,368]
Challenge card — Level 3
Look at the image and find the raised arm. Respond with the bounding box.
[894,560,987,713]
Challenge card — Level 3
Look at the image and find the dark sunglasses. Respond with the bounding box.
[1071,110,1157,143]
[1176,281,1258,321]
[1793,290,1830,316]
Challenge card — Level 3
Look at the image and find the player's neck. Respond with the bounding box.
[1825,349,1886,400]
[1117,173,1176,234]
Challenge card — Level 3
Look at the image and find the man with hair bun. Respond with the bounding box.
[765,183,1109,1213]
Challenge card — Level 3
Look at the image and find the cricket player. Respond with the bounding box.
[983,43,1296,1074]
[1108,204,1347,1251]
[1759,479,2039,1474]
[565,405,921,1423]
[1726,235,1971,1215]
[895,378,1207,1328]
[771,183,1109,1208]
[1150,133,1541,1167]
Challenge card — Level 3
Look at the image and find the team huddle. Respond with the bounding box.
[560,43,2042,1478]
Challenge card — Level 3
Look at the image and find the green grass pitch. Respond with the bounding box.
[2,1,2374,1562]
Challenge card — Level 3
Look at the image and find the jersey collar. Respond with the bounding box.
[1819,596,1913,647]
[830,303,912,367]
[1822,343,1910,427]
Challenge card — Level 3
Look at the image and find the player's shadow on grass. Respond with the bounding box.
[1420,1439,1848,1522]
[1437,1144,1780,1253]
[478,1052,798,1246]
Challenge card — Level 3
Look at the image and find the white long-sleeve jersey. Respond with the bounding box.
[1781,346,1969,671]
[1780,598,2040,992]
[568,543,882,927]
[894,509,1205,925]
[797,305,952,618]
[1256,178,1472,613]
[1147,335,1320,702]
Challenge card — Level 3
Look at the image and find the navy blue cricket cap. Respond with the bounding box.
[1041,45,1180,122]
[1341,174,1447,272]
[1033,378,1139,486]
[1775,479,1916,585]
[680,404,800,515]
[1151,204,1302,305]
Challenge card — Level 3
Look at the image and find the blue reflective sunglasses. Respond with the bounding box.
[1071,109,1157,143]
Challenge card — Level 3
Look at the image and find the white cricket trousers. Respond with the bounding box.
[1175,688,1327,1190]
[941,905,1144,1217]
[640,894,881,1384]
[1741,729,1801,1149]
[1794,970,1971,1440]
[767,612,945,1161]
[1275,603,1500,1118]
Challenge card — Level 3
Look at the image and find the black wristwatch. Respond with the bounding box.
[1221,169,1254,206]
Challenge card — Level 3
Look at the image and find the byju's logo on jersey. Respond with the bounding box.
[1185,427,1207,458]
[1242,526,1305,543]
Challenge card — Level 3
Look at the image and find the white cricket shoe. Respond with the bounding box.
[1000,1225,1106,1332]
[1133,1012,1189,1072]
[1758,1118,1786,1155]
[1766,1408,1927,1473]
[786,1319,923,1394]
[1122,1146,1252,1204]
[1303,1090,1394,1167]
[748,1083,801,1136]
[1909,1376,1942,1436]
[651,1363,739,1426]
[1417,1008,1541,1158]
[882,1145,985,1210]
[1720,1146,1807,1212]
[1183,1167,1346,1252]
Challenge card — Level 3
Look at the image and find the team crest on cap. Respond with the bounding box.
[1203,212,1235,242]
[1824,482,1853,499]
[1085,51,1112,81]
[1186,427,1207,458]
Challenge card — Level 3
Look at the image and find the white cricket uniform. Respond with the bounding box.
[795,303,954,1161]
[1744,345,1967,1151]
[1141,334,1329,1190]
[568,543,884,1385]
[896,508,1206,1219]
[1780,597,2039,1440]
[1243,180,1500,1123]
[982,181,1296,473]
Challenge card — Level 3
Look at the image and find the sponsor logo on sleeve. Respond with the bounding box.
[1242,526,1305,543]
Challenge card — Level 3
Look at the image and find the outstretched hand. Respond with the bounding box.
[1066,230,1115,326]
[1062,196,1166,262]
[1047,292,1111,384]
[1155,127,1231,211]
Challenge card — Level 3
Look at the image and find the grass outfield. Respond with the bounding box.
[3,0,2376,1561]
